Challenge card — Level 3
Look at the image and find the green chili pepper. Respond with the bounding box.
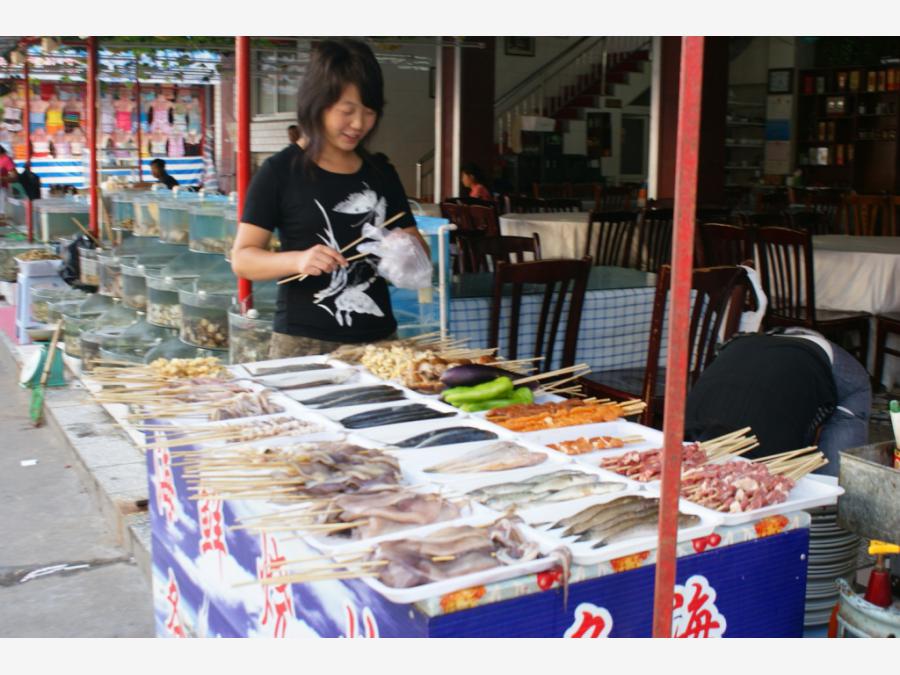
[443,376,514,405]
[458,387,533,412]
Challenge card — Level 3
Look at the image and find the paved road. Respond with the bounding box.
[0,342,154,637]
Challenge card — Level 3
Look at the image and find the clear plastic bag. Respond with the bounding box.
[357,225,432,289]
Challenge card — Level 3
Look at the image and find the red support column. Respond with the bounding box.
[651,36,705,639]
[235,37,252,308]
[86,36,99,238]
[200,85,207,151]
[23,54,33,242]
[135,77,143,183]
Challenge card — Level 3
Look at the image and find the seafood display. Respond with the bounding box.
[486,399,646,432]
[369,517,543,589]
[468,470,627,510]
[149,357,228,380]
[140,416,322,449]
[547,435,642,456]
[182,314,229,350]
[542,495,700,549]
[189,442,402,500]
[299,385,407,409]
[16,248,60,262]
[238,488,463,540]
[209,391,285,421]
[425,441,548,474]
[249,362,334,377]
[338,403,456,430]
[393,426,499,449]
[598,430,759,482]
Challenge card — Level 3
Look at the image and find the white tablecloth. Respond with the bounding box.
[499,212,590,259]
[812,235,900,386]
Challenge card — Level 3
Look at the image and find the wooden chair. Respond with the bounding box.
[441,201,474,274]
[634,208,674,272]
[584,210,638,267]
[466,204,501,237]
[843,193,888,236]
[742,212,786,227]
[471,234,542,273]
[440,201,471,230]
[874,312,900,387]
[453,229,489,274]
[699,222,755,267]
[454,196,497,210]
[755,226,870,362]
[886,196,900,237]
[580,265,750,426]
[595,185,633,212]
[790,187,845,233]
[488,257,592,373]
[505,195,547,214]
[786,209,832,235]
[543,198,582,213]
[532,182,572,200]
[571,182,600,206]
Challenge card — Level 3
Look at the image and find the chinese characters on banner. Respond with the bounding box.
[256,535,294,638]
[164,568,187,638]
[198,492,227,557]
[563,575,726,638]
[152,445,177,525]
[343,604,380,638]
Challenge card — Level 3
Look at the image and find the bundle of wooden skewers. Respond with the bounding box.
[87,357,229,383]
[135,415,322,451]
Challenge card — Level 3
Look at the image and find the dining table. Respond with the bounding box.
[813,235,900,386]
[498,211,592,260]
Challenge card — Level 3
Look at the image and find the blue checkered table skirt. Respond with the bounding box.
[449,287,669,373]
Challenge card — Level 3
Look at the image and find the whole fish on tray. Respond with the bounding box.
[299,385,407,409]
[249,362,334,377]
[425,441,547,474]
[541,495,700,548]
[339,403,457,429]
[393,426,498,449]
[470,471,627,510]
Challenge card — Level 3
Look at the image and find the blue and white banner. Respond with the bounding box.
[14,156,204,188]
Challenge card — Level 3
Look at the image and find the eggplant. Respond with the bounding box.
[440,363,524,388]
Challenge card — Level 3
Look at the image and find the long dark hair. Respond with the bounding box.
[296,39,384,173]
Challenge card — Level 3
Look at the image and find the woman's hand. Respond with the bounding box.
[294,244,349,276]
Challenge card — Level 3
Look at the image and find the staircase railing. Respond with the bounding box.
[495,36,652,149]
[415,148,435,200]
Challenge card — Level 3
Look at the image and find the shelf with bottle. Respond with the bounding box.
[801,66,900,96]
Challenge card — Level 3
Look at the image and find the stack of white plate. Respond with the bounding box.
[804,505,861,627]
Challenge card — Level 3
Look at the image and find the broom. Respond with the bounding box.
[30,321,63,427]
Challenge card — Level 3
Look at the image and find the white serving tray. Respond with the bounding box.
[393,438,573,488]
[528,420,664,459]
[324,513,560,604]
[522,491,723,566]
[230,354,351,381]
[643,473,845,527]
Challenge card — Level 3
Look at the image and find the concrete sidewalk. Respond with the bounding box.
[0,335,154,637]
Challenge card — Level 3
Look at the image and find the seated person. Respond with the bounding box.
[685,327,871,477]
[150,158,179,189]
[460,162,492,201]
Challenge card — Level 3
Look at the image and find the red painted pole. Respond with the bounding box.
[200,85,207,154]
[651,36,705,638]
[86,36,99,238]
[235,36,252,309]
[23,52,33,242]
[135,77,143,183]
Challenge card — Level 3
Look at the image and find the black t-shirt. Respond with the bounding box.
[684,334,837,458]
[240,145,414,342]
[159,172,179,189]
